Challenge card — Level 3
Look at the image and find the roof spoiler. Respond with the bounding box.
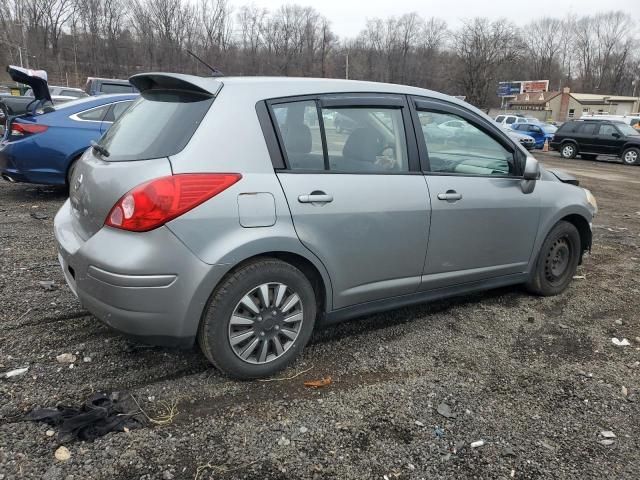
[128,73,222,96]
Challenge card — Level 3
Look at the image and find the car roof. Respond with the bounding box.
[132,73,486,117]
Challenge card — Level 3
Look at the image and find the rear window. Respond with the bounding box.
[98,90,213,161]
[101,83,134,94]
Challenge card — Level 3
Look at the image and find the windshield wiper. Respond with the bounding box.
[90,140,110,157]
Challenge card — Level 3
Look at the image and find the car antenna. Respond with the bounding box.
[186,50,224,77]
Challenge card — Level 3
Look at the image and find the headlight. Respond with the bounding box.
[584,188,597,213]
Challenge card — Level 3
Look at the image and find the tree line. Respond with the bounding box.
[0,0,637,108]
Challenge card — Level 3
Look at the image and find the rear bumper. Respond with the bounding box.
[54,200,227,347]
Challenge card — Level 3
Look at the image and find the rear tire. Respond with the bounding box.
[622,147,640,166]
[198,258,317,379]
[581,154,597,160]
[526,221,581,296]
[560,143,577,159]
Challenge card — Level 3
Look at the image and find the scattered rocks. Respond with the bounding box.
[30,212,49,220]
[54,446,71,461]
[414,420,425,427]
[622,386,628,397]
[161,471,174,480]
[599,439,615,446]
[611,338,630,346]
[299,426,308,434]
[4,367,29,378]
[38,280,56,290]
[45,430,55,437]
[56,353,77,364]
[600,430,616,439]
[470,440,485,448]
[436,402,456,419]
[277,436,291,447]
[614,319,623,326]
[83,356,92,363]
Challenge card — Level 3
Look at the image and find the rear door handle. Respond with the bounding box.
[437,191,463,201]
[298,192,334,204]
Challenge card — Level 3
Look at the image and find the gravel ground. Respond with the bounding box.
[1,152,639,480]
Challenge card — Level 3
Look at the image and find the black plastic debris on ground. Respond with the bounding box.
[26,391,145,441]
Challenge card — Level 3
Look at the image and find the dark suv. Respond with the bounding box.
[550,119,640,165]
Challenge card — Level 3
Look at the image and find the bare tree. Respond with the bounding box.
[453,18,521,108]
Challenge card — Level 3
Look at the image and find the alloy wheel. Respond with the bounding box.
[623,150,638,165]
[562,145,574,158]
[228,282,304,364]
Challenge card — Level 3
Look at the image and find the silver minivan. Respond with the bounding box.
[54,74,597,378]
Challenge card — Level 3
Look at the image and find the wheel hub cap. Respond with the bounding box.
[228,282,303,365]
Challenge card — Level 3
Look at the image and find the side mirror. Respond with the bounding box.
[521,156,539,194]
[523,156,540,180]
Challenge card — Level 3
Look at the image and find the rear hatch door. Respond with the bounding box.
[68,73,220,240]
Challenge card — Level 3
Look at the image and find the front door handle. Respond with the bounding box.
[298,192,334,204]
[437,191,462,201]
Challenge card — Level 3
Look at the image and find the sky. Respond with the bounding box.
[228,0,640,38]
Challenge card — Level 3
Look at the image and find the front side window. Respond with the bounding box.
[418,110,513,176]
[598,124,618,136]
[271,100,409,173]
[495,116,504,123]
[505,117,516,124]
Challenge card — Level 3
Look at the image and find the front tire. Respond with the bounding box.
[622,147,640,166]
[198,258,317,379]
[560,143,577,159]
[526,221,581,296]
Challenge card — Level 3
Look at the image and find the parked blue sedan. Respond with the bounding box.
[510,122,557,149]
[0,93,138,186]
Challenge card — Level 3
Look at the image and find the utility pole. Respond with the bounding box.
[345,53,349,80]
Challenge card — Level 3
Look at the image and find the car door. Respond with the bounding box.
[595,123,624,155]
[269,94,430,309]
[411,97,541,291]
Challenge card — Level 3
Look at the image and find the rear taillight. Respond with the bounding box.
[10,123,48,136]
[105,173,241,232]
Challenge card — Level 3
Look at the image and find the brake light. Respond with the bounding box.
[10,123,48,136]
[105,173,242,232]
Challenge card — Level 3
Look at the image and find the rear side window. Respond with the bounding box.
[76,105,109,121]
[505,117,516,124]
[495,116,504,122]
[101,83,134,94]
[322,107,408,172]
[576,123,597,135]
[271,101,324,170]
[99,90,213,161]
[103,101,133,122]
[271,100,409,173]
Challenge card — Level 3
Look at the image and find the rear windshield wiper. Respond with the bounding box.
[90,140,110,157]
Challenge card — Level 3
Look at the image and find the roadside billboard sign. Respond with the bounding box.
[521,80,549,93]
[497,80,550,97]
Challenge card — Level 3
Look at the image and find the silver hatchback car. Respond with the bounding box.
[54,74,597,378]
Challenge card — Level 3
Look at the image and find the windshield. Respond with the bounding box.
[98,89,214,161]
[541,124,557,133]
[616,123,639,136]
